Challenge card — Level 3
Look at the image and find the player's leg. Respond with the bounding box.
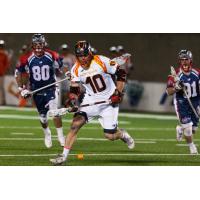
[47,89,65,146]
[50,112,87,165]
[174,98,184,141]
[39,113,52,148]
[176,125,183,142]
[191,102,199,134]
[99,105,134,149]
[174,98,198,154]
[33,94,52,148]
[182,123,198,154]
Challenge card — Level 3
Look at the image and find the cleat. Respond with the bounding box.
[176,125,183,142]
[120,129,135,149]
[189,144,198,154]
[44,132,52,148]
[58,135,65,147]
[50,154,66,165]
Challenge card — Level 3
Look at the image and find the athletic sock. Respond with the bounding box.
[63,146,70,159]
[43,127,51,135]
[56,127,64,137]
[120,129,125,139]
[189,142,194,148]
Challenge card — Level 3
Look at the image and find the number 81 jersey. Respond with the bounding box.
[16,49,63,91]
[167,67,200,100]
[71,55,118,103]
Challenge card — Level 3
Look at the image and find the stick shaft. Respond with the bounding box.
[183,88,199,118]
[80,100,111,107]
[29,77,68,95]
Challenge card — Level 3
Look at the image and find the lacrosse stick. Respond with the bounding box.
[28,77,69,95]
[47,107,72,117]
[170,66,199,119]
[112,53,131,67]
[47,100,112,117]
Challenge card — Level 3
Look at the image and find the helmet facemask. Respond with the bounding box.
[32,34,46,57]
[178,50,193,73]
[75,41,93,68]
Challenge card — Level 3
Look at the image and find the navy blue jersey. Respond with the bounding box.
[167,67,200,100]
[17,49,63,91]
[167,67,200,126]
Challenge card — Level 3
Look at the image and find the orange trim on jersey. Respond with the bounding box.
[73,62,81,77]
[94,55,107,73]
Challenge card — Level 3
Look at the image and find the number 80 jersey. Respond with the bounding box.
[71,55,118,103]
[167,67,200,100]
[16,49,63,91]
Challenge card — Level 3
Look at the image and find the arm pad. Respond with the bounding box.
[70,86,80,96]
[115,66,127,82]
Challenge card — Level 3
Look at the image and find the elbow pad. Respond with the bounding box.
[115,66,127,82]
[70,86,80,96]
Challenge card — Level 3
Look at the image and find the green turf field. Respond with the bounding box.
[0,107,200,166]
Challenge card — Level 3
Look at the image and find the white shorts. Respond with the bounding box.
[80,104,119,131]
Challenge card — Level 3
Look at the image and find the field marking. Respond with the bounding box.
[0,115,130,124]
[0,106,177,120]
[119,113,177,120]
[0,153,199,157]
[0,126,175,131]
[0,137,156,144]
[1,136,200,143]
[176,144,199,147]
[10,132,34,135]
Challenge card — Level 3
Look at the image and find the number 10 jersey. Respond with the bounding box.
[71,55,118,104]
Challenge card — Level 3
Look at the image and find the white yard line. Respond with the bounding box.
[0,135,200,143]
[0,115,130,124]
[0,106,177,120]
[0,153,198,157]
[0,126,175,131]
[176,144,199,147]
[119,113,177,120]
[1,136,200,143]
[0,137,156,143]
[10,132,34,135]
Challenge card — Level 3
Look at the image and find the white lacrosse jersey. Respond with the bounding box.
[71,55,118,104]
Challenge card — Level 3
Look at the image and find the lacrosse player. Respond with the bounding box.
[166,50,200,154]
[50,40,135,165]
[15,34,68,148]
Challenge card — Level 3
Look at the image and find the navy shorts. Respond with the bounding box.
[33,88,57,115]
[174,97,199,127]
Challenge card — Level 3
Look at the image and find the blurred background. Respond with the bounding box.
[1,33,200,113]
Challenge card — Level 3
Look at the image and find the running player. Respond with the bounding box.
[50,40,135,165]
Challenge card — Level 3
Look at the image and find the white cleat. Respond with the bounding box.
[189,144,198,155]
[50,154,66,165]
[44,132,52,148]
[176,125,183,142]
[120,129,135,149]
[58,135,65,147]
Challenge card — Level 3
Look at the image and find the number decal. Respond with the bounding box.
[184,81,197,98]
[32,65,50,81]
[86,74,106,93]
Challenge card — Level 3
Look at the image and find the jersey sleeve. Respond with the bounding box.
[166,75,175,88]
[98,55,118,74]
[46,49,63,69]
[16,55,29,74]
[71,63,81,83]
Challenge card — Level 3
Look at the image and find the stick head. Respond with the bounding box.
[47,108,69,117]
[170,66,180,82]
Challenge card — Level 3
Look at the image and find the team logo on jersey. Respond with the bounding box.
[182,117,190,123]
[110,60,116,66]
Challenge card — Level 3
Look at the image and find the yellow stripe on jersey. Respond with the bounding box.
[73,62,81,77]
[94,55,107,73]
